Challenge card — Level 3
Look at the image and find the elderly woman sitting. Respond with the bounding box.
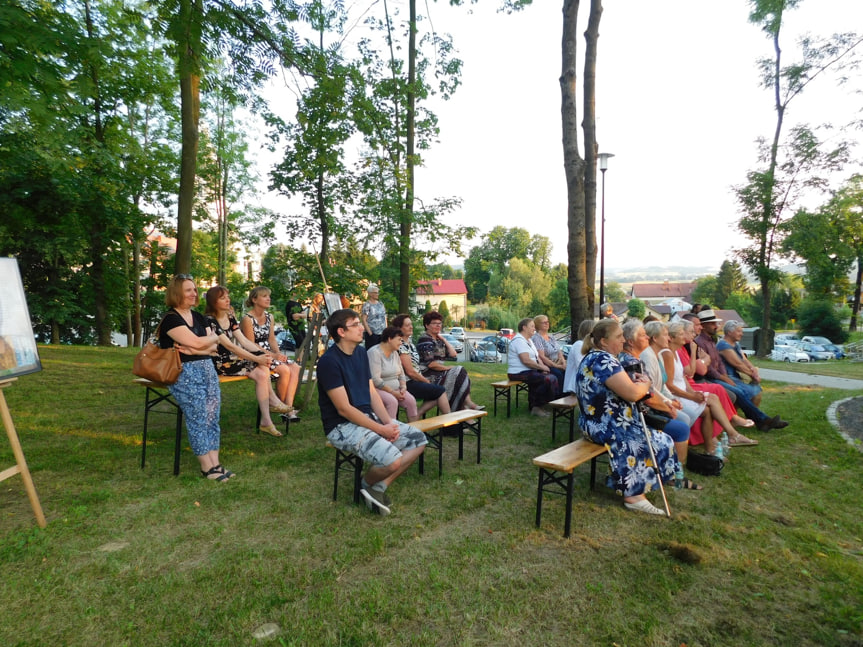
[619,319,699,488]
[367,326,420,422]
[417,311,483,412]
[576,319,687,514]
[532,314,566,387]
[508,317,560,417]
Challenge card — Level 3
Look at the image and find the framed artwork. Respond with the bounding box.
[0,258,42,380]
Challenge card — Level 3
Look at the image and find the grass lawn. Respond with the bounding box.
[1,345,862,646]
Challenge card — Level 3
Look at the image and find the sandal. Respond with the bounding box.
[733,417,756,428]
[201,466,230,482]
[676,477,703,491]
[215,464,236,479]
[259,424,283,437]
[623,499,666,515]
[729,433,759,446]
[270,402,291,414]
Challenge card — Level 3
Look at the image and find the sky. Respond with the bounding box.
[258,0,863,274]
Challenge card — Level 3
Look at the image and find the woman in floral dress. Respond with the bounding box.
[575,318,682,515]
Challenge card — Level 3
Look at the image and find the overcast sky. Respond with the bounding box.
[414,0,863,271]
[258,0,862,274]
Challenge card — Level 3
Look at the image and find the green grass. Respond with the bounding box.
[1,346,862,646]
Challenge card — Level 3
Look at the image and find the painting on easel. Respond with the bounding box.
[0,257,42,381]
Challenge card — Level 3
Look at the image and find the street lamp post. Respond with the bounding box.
[597,152,614,311]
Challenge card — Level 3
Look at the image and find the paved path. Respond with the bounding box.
[759,368,863,391]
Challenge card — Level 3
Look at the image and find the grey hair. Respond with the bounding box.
[644,320,667,340]
[622,318,644,343]
[681,319,695,333]
[667,321,686,338]
[723,320,743,335]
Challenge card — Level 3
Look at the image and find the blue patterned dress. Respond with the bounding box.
[576,349,680,497]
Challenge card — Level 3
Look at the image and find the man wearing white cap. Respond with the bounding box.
[694,309,788,431]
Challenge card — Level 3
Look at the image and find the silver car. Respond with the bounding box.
[441,333,464,354]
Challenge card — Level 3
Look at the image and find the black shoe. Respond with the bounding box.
[771,416,789,429]
[756,417,773,431]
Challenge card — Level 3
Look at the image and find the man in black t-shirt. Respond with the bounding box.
[317,309,426,515]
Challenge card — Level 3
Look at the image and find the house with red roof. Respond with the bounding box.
[414,279,468,323]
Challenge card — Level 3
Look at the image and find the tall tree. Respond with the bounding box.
[714,260,749,308]
[735,0,860,355]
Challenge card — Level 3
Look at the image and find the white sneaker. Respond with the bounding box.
[360,488,391,516]
[531,407,550,417]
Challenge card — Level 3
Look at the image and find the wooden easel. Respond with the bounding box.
[0,378,47,528]
[298,311,325,409]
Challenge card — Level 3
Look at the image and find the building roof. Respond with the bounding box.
[415,279,467,295]
[631,281,697,301]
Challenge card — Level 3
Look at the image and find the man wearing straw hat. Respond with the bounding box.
[694,309,788,431]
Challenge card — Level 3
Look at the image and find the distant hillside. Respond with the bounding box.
[604,266,718,282]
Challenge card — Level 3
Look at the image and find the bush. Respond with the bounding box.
[796,299,848,343]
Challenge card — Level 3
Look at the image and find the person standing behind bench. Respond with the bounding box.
[159,275,235,482]
[318,309,427,515]
[507,318,560,418]
[361,283,386,349]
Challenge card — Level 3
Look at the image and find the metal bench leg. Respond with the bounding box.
[536,468,546,528]
[173,408,184,476]
[564,472,575,538]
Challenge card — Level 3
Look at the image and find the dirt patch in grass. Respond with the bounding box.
[836,396,863,447]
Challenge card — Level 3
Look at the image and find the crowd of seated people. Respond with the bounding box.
[561,304,789,514]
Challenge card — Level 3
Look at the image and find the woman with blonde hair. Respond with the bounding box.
[158,275,235,482]
[240,286,301,421]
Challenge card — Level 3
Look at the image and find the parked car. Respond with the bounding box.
[274,328,296,353]
[441,333,464,354]
[448,326,465,342]
[798,341,834,361]
[771,344,810,363]
[499,328,515,340]
[802,336,845,358]
[470,340,503,363]
[774,333,800,345]
[482,334,509,353]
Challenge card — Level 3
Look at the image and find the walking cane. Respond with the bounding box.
[635,396,672,518]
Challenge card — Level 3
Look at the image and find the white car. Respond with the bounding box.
[774,333,800,345]
[771,344,809,363]
[449,326,465,342]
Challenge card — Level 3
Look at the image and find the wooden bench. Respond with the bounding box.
[412,409,488,476]
[533,438,608,538]
[136,375,288,475]
[327,409,489,503]
[548,395,579,443]
[491,380,527,417]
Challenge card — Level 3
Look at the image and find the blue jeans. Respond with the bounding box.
[708,379,767,423]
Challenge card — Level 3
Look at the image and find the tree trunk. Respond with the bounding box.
[399,0,418,314]
[175,0,202,276]
[582,0,601,313]
[850,256,862,332]
[562,0,590,326]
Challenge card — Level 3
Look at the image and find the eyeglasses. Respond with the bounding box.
[345,322,364,329]
[428,321,443,326]
[176,274,193,280]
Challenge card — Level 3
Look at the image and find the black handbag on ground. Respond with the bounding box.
[687,452,724,476]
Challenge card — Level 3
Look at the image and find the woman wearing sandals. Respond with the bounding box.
[204,286,292,437]
[575,318,687,515]
[158,275,235,483]
[240,286,301,422]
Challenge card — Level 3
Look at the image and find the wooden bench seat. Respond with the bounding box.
[491,379,527,417]
[548,394,580,443]
[533,438,608,538]
[412,409,488,476]
[327,409,489,504]
[135,375,287,475]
